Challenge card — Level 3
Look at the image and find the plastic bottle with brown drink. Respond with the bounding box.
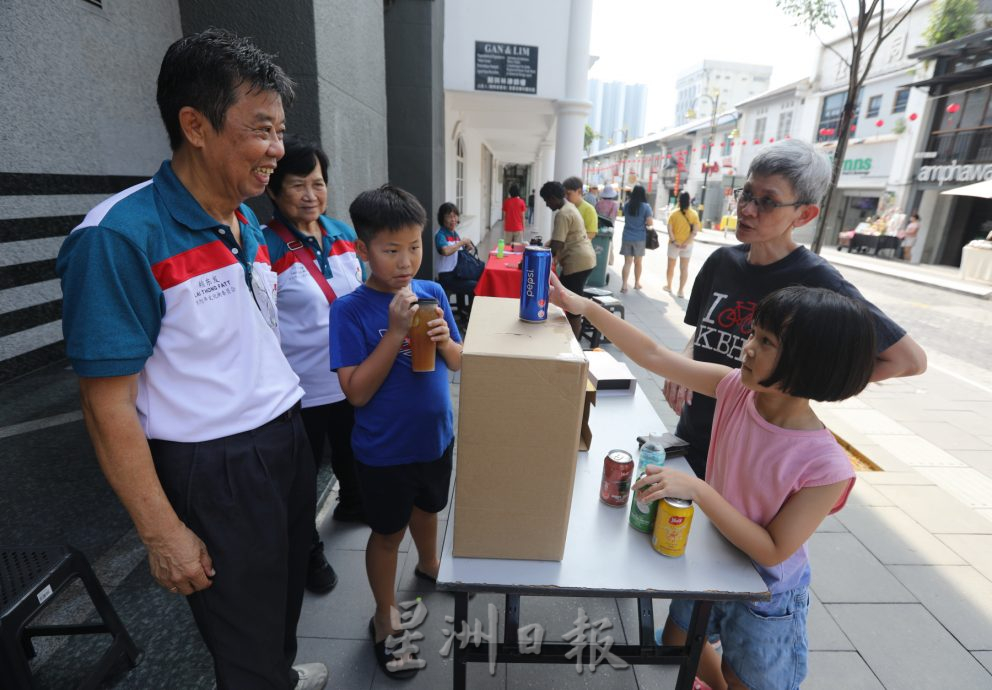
[409,298,438,372]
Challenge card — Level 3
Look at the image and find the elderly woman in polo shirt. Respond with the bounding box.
[263,136,367,596]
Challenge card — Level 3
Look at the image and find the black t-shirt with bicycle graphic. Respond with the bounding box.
[676,244,906,478]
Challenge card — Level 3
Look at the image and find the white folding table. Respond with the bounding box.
[437,386,769,689]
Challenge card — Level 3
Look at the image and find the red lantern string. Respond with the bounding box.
[769,137,775,143]
[908,112,918,121]
[946,103,961,114]
[875,119,884,127]
[753,139,760,145]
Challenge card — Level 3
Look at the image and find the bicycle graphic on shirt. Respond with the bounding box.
[716,300,756,335]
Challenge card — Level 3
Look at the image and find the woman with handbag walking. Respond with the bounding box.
[618,184,654,293]
[666,192,701,298]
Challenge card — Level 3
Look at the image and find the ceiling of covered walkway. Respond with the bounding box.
[446,90,558,165]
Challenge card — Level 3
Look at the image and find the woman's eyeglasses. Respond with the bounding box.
[733,188,807,214]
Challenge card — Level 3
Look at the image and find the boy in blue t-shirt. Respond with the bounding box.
[330,184,462,678]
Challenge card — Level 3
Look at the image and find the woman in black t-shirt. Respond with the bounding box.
[665,139,928,478]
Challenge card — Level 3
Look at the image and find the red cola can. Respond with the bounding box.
[600,449,634,507]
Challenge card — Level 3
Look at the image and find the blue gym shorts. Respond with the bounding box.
[667,586,810,690]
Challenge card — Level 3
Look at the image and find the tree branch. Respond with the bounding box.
[816,26,853,69]
[879,0,921,43]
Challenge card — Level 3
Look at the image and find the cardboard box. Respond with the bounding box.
[585,349,637,395]
[453,297,589,561]
[579,381,596,452]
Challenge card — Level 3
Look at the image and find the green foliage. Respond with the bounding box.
[776,0,837,31]
[584,124,599,151]
[924,0,977,46]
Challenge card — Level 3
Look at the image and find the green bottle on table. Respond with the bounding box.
[497,238,505,258]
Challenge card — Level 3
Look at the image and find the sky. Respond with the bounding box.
[588,0,827,134]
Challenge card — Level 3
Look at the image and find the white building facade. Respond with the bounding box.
[443,0,593,247]
[807,1,935,251]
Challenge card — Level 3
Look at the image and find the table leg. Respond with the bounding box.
[674,600,713,690]
[504,594,521,650]
[637,597,655,652]
[453,591,469,690]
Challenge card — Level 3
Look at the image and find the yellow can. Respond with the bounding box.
[652,497,694,557]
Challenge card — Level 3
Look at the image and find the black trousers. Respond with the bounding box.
[300,399,360,512]
[150,406,315,690]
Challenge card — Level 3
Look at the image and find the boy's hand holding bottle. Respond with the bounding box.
[427,306,450,344]
[387,287,419,338]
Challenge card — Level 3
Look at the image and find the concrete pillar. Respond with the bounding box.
[534,141,556,240]
[553,0,593,182]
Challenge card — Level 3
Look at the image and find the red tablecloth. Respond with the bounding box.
[474,253,525,298]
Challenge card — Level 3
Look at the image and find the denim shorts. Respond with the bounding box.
[667,586,810,690]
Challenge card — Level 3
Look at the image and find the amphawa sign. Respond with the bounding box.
[475,41,538,94]
[917,159,992,185]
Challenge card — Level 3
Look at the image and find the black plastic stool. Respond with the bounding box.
[581,294,626,348]
[0,546,140,689]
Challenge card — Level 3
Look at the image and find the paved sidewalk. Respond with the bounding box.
[298,226,992,688]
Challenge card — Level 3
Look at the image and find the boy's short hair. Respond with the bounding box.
[437,202,459,227]
[540,181,565,202]
[349,184,427,244]
[753,286,876,402]
[562,176,583,192]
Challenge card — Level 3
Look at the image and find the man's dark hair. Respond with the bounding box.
[562,176,584,192]
[509,184,520,198]
[157,28,296,151]
[753,286,876,402]
[349,184,427,244]
[267,135,328,197]
[437,202,460,227]
[539,181,565,202]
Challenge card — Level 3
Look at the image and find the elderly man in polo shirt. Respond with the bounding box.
[56,30,326,690]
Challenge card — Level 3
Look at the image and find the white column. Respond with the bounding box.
[553,0,593,182]
[534,141,556,239]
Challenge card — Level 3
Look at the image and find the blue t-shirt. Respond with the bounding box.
[621,202,653,243]
[329,279,461,466]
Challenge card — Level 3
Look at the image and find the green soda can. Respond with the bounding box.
[629,471,659,532]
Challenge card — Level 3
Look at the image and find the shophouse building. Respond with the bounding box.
[581,108,739,225]
[443,0,593,246]
[807,0,935,250]
[903,28,992,267]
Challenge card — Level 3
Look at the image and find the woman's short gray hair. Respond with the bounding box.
[747,139,832,205]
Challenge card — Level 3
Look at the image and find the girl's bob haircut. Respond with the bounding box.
[753,286,876,402]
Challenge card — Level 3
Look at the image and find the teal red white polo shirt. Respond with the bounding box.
[263,212,365,408]
[56,161,302,442]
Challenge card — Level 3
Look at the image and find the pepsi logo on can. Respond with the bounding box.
[519,246,552,323]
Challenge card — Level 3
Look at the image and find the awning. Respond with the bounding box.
[940,179,992,199]
[902,64,992,90]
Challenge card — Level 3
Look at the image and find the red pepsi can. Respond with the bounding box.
[519,246,552,322]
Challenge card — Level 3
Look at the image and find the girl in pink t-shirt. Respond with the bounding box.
[549,278,879,690]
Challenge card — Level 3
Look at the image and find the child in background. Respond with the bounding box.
[550,275,878,690]
[330,185,462,679]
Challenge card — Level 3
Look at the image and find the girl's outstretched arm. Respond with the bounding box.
[549,272,728,398]
[633,467,849,568]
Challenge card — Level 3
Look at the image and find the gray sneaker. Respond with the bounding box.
[293,662,328,690]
